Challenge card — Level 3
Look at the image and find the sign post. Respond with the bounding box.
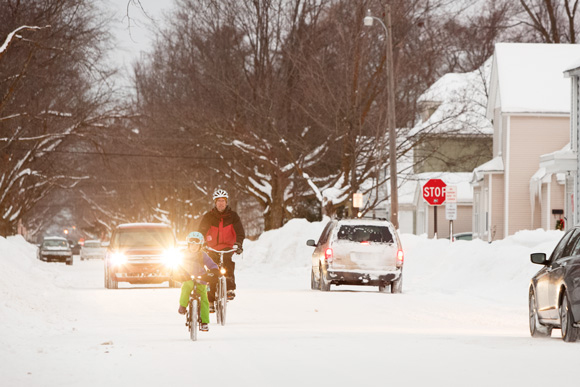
[445,185,457,241]
[423,179,447,238]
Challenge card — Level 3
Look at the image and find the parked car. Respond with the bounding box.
[38,237,73,265]
[529,226,580,341]
[104,223,182,289]
[68,240,82,255]
[446,232,473,242]
[306,218,404,293]
[80,240,106,261]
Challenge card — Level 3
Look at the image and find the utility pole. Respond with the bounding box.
[385,5,398,229]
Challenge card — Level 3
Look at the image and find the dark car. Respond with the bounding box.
[104,223,182,289]
[529,227,580,342]
[38,237,73,265]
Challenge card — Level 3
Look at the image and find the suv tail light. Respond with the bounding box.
[324,248,333,261]
[397,249,404,265]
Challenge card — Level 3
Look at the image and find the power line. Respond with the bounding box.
[10,147,230,160]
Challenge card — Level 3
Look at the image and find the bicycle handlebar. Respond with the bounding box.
[205,246,238,254]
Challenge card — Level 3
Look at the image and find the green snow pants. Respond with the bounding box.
[179,281,210,324]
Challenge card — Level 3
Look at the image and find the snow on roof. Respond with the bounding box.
[471,156,504,183]
[493,43,580,114]
[410,59,493,137]
[565,56,580,75]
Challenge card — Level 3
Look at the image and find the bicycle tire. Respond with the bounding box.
[189,298,198,341]
[218,276,227,326]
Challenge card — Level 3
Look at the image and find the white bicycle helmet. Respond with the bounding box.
[212,189,229,201]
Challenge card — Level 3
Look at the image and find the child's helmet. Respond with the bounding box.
[212,189,229,201]
[186,231,204,245]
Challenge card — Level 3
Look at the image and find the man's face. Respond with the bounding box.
[215,198,227,212]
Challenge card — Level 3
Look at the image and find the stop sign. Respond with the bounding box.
[423,179,447,205]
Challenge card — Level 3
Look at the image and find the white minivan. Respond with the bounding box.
[80,240,106,261]
[306,218,404,293]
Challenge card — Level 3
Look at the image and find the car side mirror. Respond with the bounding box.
[306,239,317,247]
[531,253,548,265]
[101,241,110,248]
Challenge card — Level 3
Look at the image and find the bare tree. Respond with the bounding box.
[516,0,580,42]
[0,0,117,236]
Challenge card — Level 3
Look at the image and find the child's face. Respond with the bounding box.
[188,243,201,253]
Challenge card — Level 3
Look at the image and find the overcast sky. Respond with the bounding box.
[104,0,175,82]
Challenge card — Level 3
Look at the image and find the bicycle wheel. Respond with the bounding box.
[189,298,198,341]
[218,276,227,326]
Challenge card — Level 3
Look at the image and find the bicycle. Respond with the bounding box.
[204,247,237,326]
[185,276,202,341]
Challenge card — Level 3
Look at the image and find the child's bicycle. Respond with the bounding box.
[185,276,202,341]
[205,247,237,326]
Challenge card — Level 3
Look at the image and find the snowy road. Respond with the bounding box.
[2,226,579,386]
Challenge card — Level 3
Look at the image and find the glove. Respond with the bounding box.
[233,243,243,255]
[200,268,219,282]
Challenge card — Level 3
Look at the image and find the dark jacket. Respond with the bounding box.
[181,250,218,284]
[198,206,245,250]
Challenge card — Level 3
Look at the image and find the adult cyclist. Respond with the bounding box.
[199,189,245,302]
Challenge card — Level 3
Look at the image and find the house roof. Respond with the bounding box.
[488,43,580,116]
[410,60,492,137]
[539,143,576,174]
[471,156,504,183]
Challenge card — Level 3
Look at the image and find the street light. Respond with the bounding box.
[363,8,399,229]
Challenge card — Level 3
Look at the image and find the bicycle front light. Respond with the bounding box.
[220,267,226,275]
[163,248,183,268]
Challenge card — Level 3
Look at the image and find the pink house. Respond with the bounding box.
[472,43,577,241]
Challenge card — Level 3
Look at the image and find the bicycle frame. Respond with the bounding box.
[204,247,237,326]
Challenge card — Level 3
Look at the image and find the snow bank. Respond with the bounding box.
[238,217,328,270]
[0,236,75,342]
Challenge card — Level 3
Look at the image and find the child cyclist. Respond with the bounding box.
[177,231,219,332]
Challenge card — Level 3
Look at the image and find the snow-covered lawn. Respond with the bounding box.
[1,220,578,386]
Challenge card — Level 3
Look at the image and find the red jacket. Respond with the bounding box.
[198,206,245,250]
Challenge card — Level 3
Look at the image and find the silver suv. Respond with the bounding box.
[307,218,404,293]
[38,236,73,265]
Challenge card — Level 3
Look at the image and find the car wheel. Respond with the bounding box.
[66,258,73,266]
[378,283,388,292]
[391,272,403,294]
[105,265,118,289]
[311,269,320,290]
[319,267,330,292]
[529,289,551,337]
[560,293,578,342]
[104,266,110,289]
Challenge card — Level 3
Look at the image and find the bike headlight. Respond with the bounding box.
[110,252,127,266]
[163,248,183,268]
[220,267,226,275]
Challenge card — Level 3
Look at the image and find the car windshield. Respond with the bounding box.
[84,242,101,248]
[112,228,174,249]
[43,240,68,248]
[337,225,394,243]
